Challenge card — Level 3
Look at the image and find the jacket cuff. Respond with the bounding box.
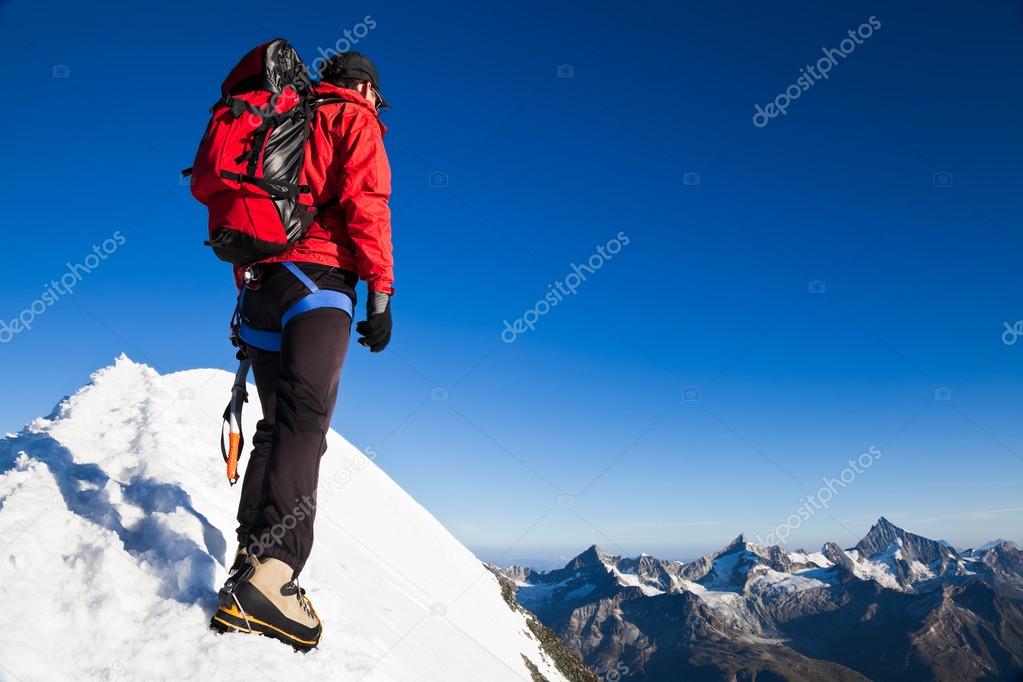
[368,281,394,295]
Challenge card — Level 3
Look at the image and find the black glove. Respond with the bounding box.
[356,291,392,352]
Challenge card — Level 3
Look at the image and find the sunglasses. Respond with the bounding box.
[369,85,387,112]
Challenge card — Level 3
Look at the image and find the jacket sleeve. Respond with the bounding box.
[337,112,394,294]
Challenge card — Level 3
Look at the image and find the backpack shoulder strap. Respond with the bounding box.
[310,95,353,109]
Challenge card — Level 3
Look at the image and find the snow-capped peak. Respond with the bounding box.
[978,539,1020,552]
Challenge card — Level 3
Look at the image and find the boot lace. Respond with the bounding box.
[288,579,316,620]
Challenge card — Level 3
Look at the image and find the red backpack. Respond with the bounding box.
[185,39,345,265]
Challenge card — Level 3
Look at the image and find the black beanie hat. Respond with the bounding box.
[332,51,388,109]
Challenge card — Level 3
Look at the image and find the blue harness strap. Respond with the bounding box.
[281,261,318,292]
[237,262,354,352]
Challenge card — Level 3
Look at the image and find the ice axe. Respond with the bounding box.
[220,356,251,485]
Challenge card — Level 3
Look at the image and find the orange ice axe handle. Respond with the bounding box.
[221,358,251,486]
[226,432,242,484]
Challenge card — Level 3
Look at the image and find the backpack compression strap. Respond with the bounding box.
[216,95,353,201]
[218,170,310,200]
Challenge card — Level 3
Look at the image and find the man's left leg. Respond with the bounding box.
[255,306,350,575]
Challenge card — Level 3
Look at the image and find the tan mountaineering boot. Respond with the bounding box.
[211,556,322,651]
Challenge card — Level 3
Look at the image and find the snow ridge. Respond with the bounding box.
[0,356,568,682]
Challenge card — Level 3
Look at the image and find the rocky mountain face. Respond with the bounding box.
[496,518,1023,681]
[981,541,1023,600]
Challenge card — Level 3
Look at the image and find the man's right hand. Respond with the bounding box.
[356,292,392,352]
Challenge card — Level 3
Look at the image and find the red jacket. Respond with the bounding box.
[236,84,394,294]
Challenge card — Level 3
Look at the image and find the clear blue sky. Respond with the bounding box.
[2,0,1021,567]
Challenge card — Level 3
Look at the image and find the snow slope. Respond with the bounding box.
[0,356,568,682]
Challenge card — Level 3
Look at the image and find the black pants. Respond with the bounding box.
[235,263,356,577]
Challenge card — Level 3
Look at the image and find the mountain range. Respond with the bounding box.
[496,518,1023,681]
